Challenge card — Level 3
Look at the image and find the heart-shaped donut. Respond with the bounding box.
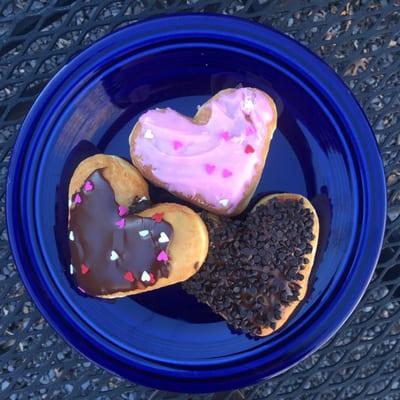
[68,154,209,298]
[183,193,319,337]
[129,87,277,216]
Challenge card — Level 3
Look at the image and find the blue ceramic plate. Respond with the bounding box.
[7,15,386,392]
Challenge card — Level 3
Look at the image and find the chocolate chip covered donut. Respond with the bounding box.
[183,194,319,337]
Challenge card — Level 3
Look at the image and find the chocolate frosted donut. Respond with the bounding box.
[182,194,319,337]
[68,154,209,298]
[69,170,173,296]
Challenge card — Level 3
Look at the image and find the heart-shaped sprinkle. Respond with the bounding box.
[157,250,168,262]
[242,97,254,115]
[245,144,255,154]
[222,169,233,178]
[219,199,229,207]
[141,271,151,282]
[74,193,82,204]
[144,129,154,139]
[115,218,125,229]
[110,250,119,261]
[138,230,150,237]
[133,88,275,215]
[83,181,93,191]
[158,232,169,243]
[81,264,89,274]
[69,231,75,241]
[245,126,255,136]
[220,131,230,141]
[152,212,164,223]
[69,264,74,275]
[205,164,216,175]
[139,196,147,202]
[173,140,183,150]
[118,205,128,217]
[149,273,156,284]
[124,271,134,282]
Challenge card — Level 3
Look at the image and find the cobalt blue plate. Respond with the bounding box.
[6,14,386,392]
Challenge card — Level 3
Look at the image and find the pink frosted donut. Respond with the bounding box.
[129,87,277,216]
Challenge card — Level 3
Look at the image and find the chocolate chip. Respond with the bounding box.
[182,199,315,337]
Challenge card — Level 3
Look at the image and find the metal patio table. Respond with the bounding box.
[0,1,399,399]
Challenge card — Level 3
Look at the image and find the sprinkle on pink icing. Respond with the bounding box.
[134,88,275,214]
[173,140,183,150]
[222,169,233,178]
[245,144,255,154]
[115,218,125,229]
[220,131,230,141]
[83,181,93,191]
[74,193,82,204]
[205,164,216,174]
[157,250,168,262]
[245,126,255,136]
[118,205,128,217]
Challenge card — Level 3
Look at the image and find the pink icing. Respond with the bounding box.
[133,88,275,213]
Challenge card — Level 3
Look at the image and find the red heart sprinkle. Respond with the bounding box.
[81,264,89,274]
[245,144,255,154]
[205,164,216,174]
[124,272,134,282]
[149,273,156,284]
[222,169,233,178]
[152,212,164,223]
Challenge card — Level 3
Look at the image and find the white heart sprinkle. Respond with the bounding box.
[219,199,229,207]
[69,264,74,275]
[141,271,151,282]
[139,230,150,237]
[144,129,154,139]
[158,232,169,243]
[242,97,254,115]
[110,250,119,261]
[69,231,75,241]
[139,196,147,202]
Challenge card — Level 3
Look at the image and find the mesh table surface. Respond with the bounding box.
[0,1,399,399]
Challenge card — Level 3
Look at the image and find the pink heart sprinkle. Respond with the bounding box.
[205,164,216,175]
[83,181,93,191]
[74,193,82,204]
[222,169,233,178]
[173,140,183,150]
[245,126,256,136]
[220,131,230,141]
[118,205,128,217]
[157,250,168,262]
[115,218,125,229]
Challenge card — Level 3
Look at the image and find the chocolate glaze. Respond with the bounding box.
[68,170,173,296]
